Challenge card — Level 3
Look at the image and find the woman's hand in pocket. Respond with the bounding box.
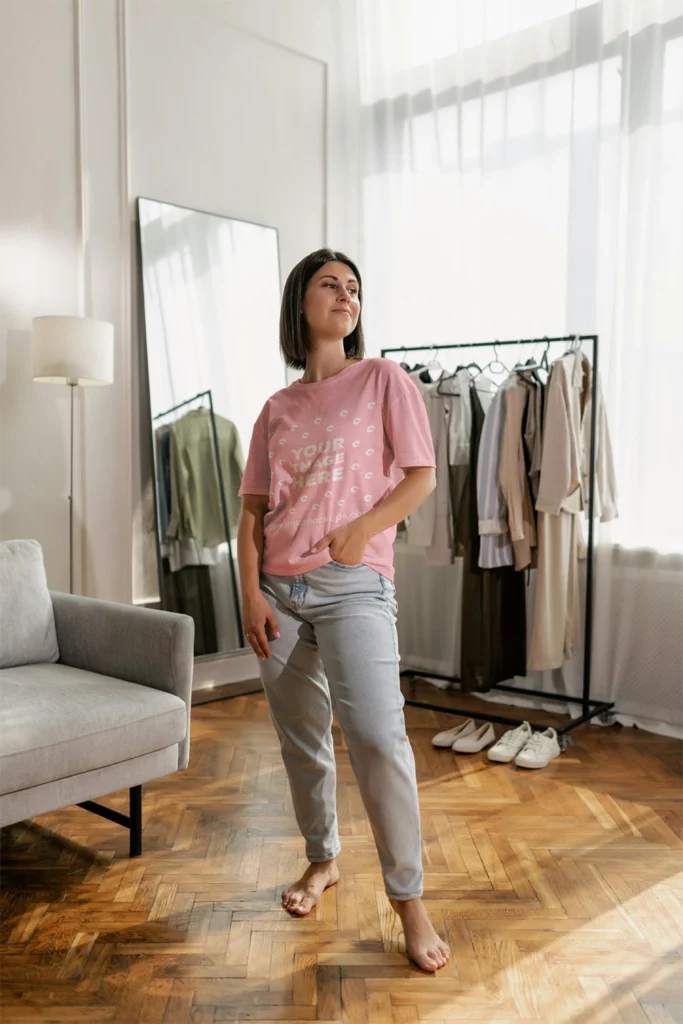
[242,591,280,660]
[311,521,369,565]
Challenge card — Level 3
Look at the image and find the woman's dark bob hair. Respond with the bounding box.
[279,248,365,371]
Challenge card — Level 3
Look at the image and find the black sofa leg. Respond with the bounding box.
[77,784,143,856]
[129,785,142,857]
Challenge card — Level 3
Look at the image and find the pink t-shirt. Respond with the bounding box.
[238,357,436,580]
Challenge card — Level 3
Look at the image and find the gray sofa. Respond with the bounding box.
[0,539,194,856]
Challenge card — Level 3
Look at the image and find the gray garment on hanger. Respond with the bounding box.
[404,370,453,563]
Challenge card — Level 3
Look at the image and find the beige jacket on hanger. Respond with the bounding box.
[528,352,618,671]
[536,352,618,522]
[499,377,537,571]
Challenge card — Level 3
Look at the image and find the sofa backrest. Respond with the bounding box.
[0,540,60,669]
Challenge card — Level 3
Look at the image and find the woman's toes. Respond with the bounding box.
[427,945,448,969]
[282,889,316,916]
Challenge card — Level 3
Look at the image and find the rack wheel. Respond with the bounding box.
[558,734,574,753]
[599,710,617,725]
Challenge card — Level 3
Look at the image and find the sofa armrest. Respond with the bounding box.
[49,591,194,770]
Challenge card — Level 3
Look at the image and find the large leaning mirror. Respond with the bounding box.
[137,198,283,658]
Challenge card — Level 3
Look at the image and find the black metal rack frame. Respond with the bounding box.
[152,388,245,650]
[381,336,615,749]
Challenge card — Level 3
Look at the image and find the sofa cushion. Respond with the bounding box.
[0,663,187,795]
[0,540,59,669]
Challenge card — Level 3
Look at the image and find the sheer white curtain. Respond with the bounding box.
[357,0,683,733]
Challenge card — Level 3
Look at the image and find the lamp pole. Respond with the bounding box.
[69,380,76,594]
[31,316,114,596]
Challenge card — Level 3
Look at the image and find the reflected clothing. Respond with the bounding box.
[161,559,218,657]
[155,426,172,541]
[167,409,244,548]
[459,385,527,692]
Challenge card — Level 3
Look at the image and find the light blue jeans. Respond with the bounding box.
[257,560,423,900]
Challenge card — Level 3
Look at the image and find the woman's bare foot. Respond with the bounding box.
[389,897,451,972]
[281,858,340,916]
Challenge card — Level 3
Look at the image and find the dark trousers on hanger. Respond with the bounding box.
[453,386,527,693]
[162,559,218,656]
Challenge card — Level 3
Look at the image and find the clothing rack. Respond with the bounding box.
[381,336,614,749]
[152,389,245,651]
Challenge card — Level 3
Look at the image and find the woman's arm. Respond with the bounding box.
[237,495,279,659]
[311,466,436,561]
[358,466,436,542]
[237,495,268,599]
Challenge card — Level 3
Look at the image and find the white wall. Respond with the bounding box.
[0,0,360,603]
[0,0,83,591]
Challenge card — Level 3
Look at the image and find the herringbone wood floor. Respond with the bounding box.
[1,680,682,1024]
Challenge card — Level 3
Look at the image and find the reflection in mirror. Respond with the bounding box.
[137,198,284,659]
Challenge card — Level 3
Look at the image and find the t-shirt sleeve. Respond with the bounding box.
[238,403,271,497]
[382,364,436,469]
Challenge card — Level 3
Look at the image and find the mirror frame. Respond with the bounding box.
[135,196,283,662]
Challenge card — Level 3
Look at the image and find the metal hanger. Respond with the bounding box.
[424,346,445,382]
[472,343,508,380]
[436,360,482,394]
[398,346,412,371]
[513,338,550,380]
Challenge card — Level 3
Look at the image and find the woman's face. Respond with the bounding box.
[301,261,361,342]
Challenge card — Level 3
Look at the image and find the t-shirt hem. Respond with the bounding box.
[260,555,395,582]
[238,487,269,498]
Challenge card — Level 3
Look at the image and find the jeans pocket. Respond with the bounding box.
[379,574,398,611]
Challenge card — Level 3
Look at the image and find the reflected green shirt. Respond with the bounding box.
[167,408,244,547]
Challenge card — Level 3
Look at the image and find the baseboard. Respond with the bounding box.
[191,679,263,705]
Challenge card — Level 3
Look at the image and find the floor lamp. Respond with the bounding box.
[32,316,114,594]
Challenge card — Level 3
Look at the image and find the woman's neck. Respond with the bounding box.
[300,351,359,384]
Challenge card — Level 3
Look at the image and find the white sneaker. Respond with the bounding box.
[432,719,477,748]
[487,721,533,763]
[515,727,561,769]
[452,721,496,753]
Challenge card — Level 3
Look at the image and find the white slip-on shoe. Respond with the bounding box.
[452,721,496,753]
[487,721,533,763]
[514,727,561,769]
[432,719,477,748]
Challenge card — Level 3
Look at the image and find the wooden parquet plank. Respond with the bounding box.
[468,829,515,893]
[1,689,681,1023]
[317,964,342,1020]
[341,976,367,1024]
[292,952,316,1006]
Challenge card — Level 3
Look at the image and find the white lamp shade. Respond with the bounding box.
[32,316,114,386]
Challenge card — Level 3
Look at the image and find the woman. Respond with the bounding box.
[237,249,451,973]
